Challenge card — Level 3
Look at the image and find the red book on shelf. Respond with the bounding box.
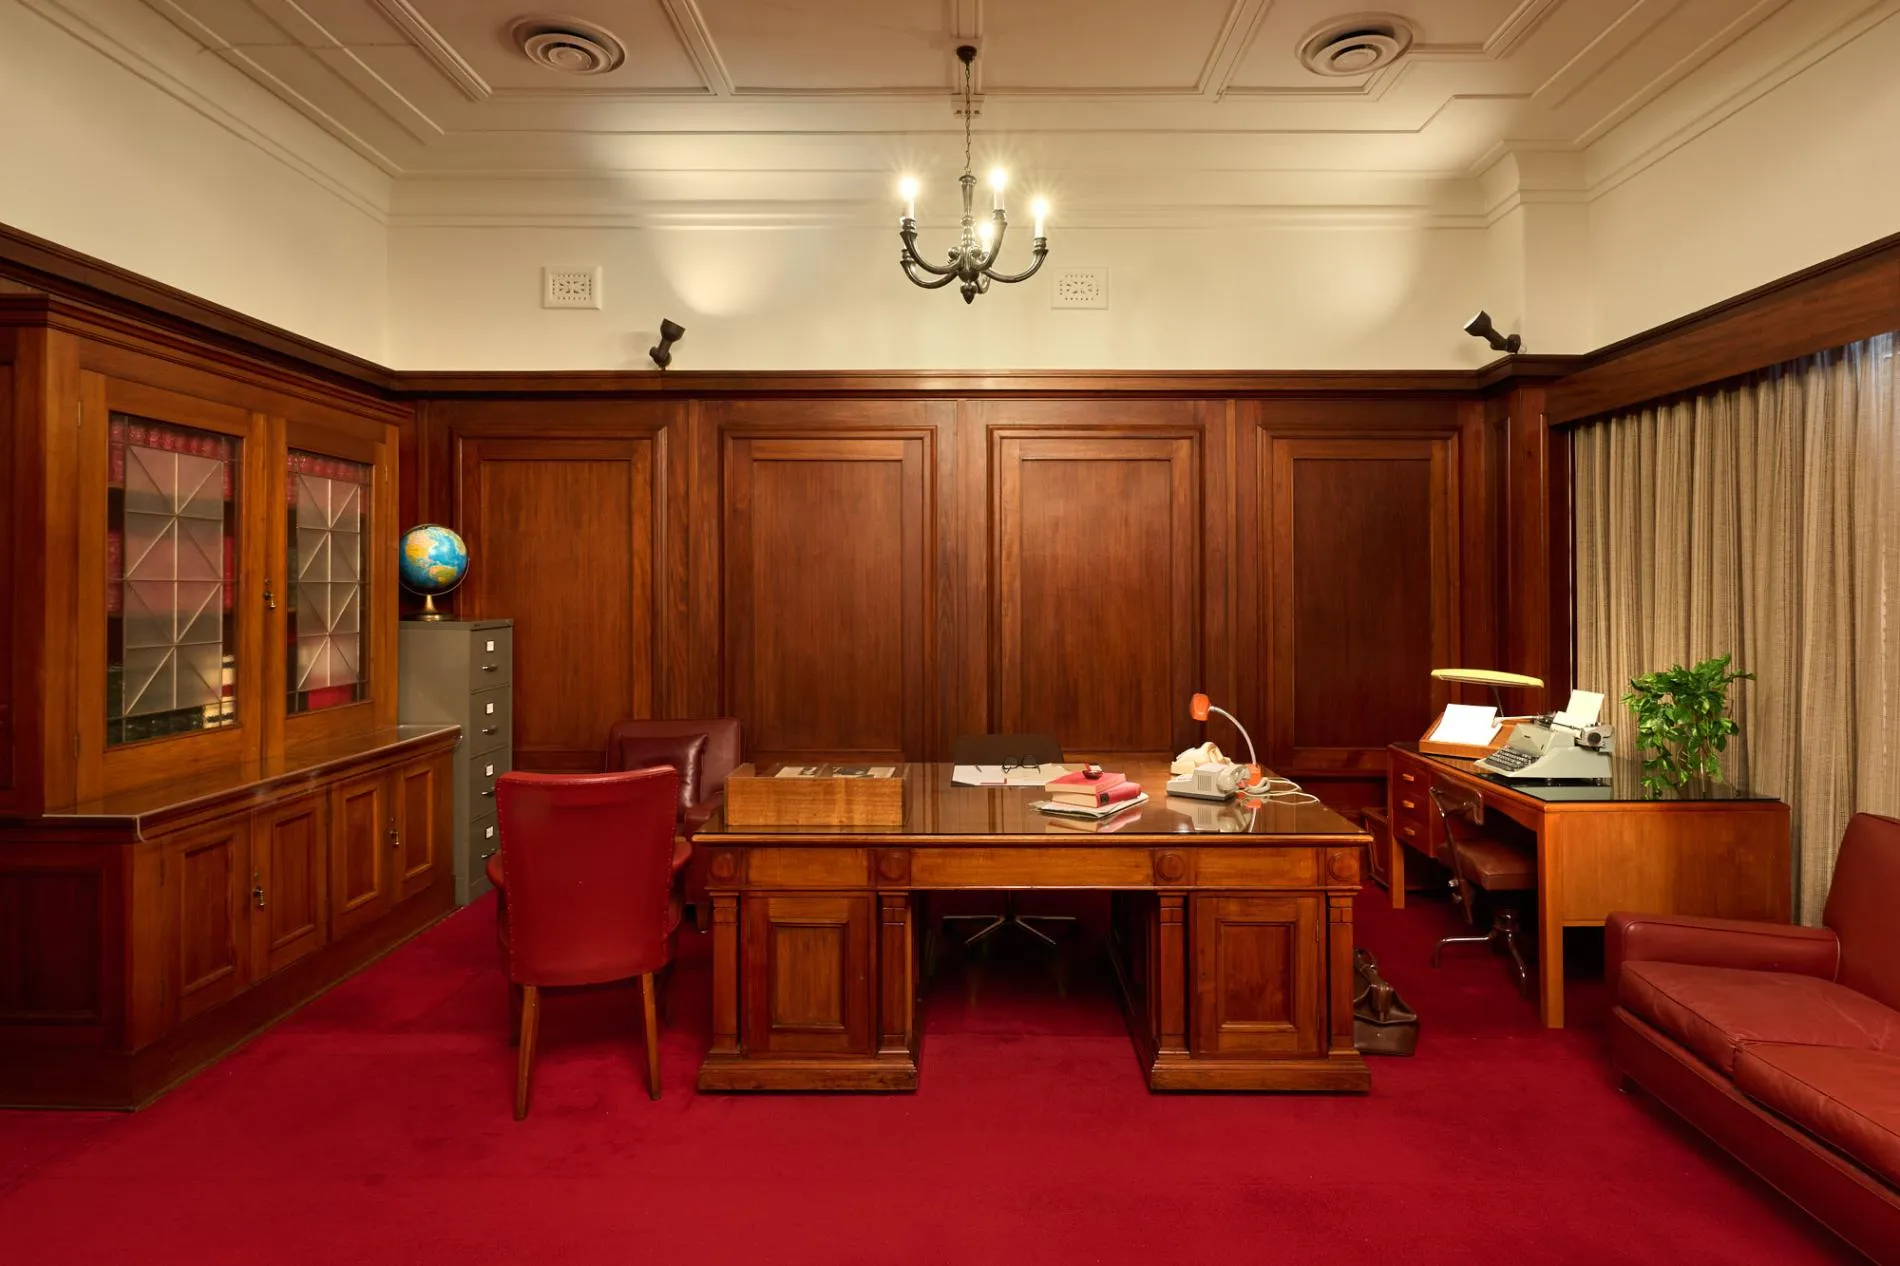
[1049,779,1142,808]
[1044,769,1127,797]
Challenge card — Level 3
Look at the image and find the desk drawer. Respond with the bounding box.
[470,688,511,756]
[470,751,514,816]
[469,628,512,690]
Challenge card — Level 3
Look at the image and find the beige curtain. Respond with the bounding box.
[1573,333,1900,923]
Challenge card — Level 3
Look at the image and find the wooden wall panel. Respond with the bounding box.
[458,437,659,770]
[0,350,12,796]
[723,432,931,761]
[993,427,1200,754]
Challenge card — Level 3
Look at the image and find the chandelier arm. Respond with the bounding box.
[977,212,1008,274]
[899,228,961,277]
[900,258,961,289]
[980,242,1050,286]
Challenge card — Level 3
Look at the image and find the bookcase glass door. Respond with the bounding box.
[106,414,239,747]
[287,450,372,713]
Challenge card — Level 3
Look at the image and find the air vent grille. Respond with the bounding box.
[511,16,627,75]
[543,266,602,309]
[1299,14,1414,77]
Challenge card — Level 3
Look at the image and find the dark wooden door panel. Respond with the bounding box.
[1261,436,1457,774]
[460,438,658,770]
[724,435,931,761]
[742,893,873,1055]
[1190,894,1323,1057]
[394,753,445,902]
[254,794,327,978]
[169,821,247,1022]
[995,433,1198,753]
[329,773,388,939]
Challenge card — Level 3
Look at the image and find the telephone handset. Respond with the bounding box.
[1166,742,1251,801]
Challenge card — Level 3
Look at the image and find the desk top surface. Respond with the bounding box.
[1393,743,1778,804]
[702,759,1364,841]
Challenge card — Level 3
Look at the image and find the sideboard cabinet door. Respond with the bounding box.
[329,772,391,939]
[393,752,449,903]
[163,818,250,1025]
[1189,894,1326,1058]
[251,793,329,979]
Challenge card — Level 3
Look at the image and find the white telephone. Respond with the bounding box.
[1166,742,1250,802]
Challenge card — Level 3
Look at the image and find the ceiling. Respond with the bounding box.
[122,0,1897,222]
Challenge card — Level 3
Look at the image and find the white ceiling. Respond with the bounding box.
[116,0,1900,222]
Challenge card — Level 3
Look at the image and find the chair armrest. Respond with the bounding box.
[682,791,724,837]
[1605,911,1839,988]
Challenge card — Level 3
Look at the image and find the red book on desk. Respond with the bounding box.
[1047,777,1140,808]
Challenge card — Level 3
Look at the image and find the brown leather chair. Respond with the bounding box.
[1607,813,1900,1262]
[486,767,687,1118]
[1427,784,1536,994]
[605,718,742,929]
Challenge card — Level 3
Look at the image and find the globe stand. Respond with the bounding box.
[416,593,446,622]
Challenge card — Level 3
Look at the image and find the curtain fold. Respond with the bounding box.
[1574,334,1900,923]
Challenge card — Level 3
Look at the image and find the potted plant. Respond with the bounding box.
[1622,654,1753,796]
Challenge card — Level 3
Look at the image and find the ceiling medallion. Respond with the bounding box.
[895,45,1049,304]
[510,16,627,75]
[1299,14,1415,77]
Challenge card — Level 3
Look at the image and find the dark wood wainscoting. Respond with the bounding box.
[417,388,1543,807]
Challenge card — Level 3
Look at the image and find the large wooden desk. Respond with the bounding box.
[1385,743,1790,1029]
[694,760,1371,1093]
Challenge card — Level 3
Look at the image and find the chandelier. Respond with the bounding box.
[897,44,1049,304]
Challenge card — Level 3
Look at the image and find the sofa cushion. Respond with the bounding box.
[1620,960,1900,1075]
[1823,812,1900,1013]
[606,732,707,822]
[1735,1043,1900,1188]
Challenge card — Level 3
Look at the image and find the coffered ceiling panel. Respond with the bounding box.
[397,0,708,92]
[696,0,947,91]
[981,0,1243,91]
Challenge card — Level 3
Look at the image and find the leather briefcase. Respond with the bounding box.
[1353,948,1419,1056]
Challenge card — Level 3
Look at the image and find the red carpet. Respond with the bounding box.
[0,889,1859,1265]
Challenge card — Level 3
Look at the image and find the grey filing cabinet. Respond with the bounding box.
[397,619,513,904]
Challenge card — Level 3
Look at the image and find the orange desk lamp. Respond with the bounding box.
[1190,693,1263,794]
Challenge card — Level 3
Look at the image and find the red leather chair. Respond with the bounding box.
[605,718,743,929]
[486,767,685,1118]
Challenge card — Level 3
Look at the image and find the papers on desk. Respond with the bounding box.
[1423,704,1501,748]
[1555,689,1605,730]
[774,765,897,778]
[951,764,1073,787]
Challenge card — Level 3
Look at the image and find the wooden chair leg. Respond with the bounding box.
[640,972,662,1100]
[507,981,523,1045]
[514,983,540,1120]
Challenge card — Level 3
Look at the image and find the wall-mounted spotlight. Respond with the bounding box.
[649,318,685,369]
[1463,310,1522,354]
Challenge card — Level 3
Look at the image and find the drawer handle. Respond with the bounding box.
[1399,824,1418,839]
[1400,798,1417,811]
[481,848,497,861]
[1400,771,1418,783]
[481,726,498,735]
[481,664,498,672]
[481,789,495,798]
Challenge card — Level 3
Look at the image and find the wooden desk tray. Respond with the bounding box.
[723,763,907,827]
[1418,710,1521,760]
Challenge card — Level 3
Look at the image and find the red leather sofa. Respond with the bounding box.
[1606,812,1900,1264]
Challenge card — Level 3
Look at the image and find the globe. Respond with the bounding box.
[399,524,468,619]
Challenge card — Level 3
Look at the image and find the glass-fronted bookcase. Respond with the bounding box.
[70,373,399,800]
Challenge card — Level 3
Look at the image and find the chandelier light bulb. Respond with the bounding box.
[898,176,919,221]
[989,168,1007,210]
[1031,196,1049,238]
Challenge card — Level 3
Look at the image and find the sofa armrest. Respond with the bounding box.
[682,791,724,837]
[1605,911,1839,988]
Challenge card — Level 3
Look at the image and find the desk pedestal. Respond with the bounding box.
[694,841,1370,1093]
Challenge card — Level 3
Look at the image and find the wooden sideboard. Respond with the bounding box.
[0,725,456,1108]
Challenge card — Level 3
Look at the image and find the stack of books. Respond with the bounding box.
[1032,769,1147,822]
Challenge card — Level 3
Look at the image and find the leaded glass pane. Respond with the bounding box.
[106,414,238,746]
[288,451,373,713]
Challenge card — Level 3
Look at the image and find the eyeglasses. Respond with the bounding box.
[999,757,1043,773]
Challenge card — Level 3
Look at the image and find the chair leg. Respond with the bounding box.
[1494,909,1533,995]
[514,984,540,1120]
[1430,930,1496,968]
[507,981,523,1045]
[640,972,662,1100]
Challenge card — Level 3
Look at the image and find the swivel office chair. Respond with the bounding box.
[941,732,1073,949]
[1427,784,1536,995]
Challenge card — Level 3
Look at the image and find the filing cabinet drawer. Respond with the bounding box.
[470,687,511,755]
[471,815,500,864]
[469,627,513,690]
[470,750,514,816]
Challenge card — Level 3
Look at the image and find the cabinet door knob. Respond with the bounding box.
[251,869,266,909]
[262,578,277,611]
[388,826,401,851]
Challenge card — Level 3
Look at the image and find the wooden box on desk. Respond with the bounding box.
[1417,710,1519,760]
[723,764,907,827]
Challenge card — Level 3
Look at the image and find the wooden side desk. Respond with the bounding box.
[693,760,1372,1093]
[1385,742,1790,1028]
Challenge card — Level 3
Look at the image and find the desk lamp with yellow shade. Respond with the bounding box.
[1421,667,1544,758]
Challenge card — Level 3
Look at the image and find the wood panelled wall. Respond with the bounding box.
[412,387,1551,807]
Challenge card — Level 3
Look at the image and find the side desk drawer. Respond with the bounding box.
[1387,754,1434,858]
[471,815,499,863]
[470,688,511,755]
[469,627,513,690]
[471,750,514,816]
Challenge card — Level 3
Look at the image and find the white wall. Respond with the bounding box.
[0,0,390,361]
[386,222,1499,371]
[1586,10,1900,347]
